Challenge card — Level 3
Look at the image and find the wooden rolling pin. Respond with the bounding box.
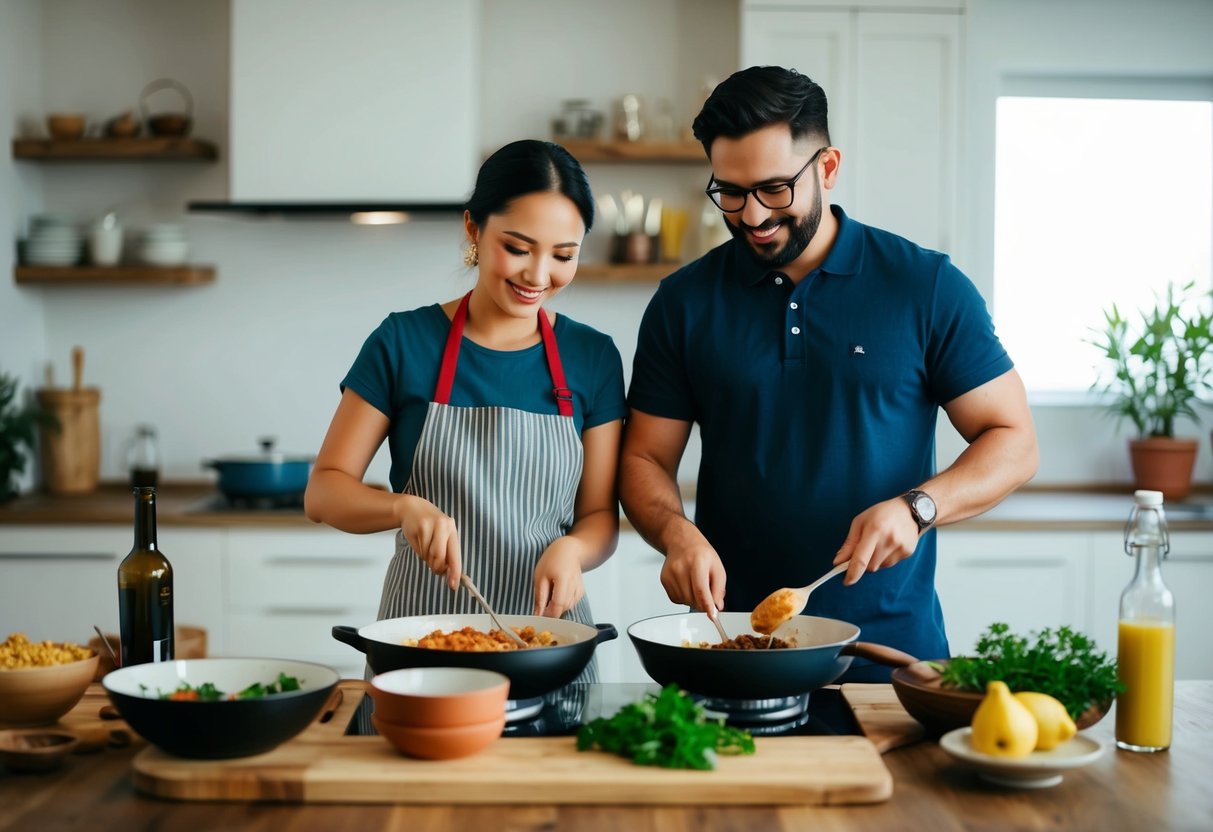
[35,346,102,494]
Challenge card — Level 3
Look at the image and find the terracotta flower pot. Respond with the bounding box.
[1128,437,1199,501]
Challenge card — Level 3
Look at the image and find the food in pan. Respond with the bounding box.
[0,632,93,669]
[403,625,558,652]
[683,634,795,650]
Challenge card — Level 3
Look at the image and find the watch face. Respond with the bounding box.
[914,494,937,524]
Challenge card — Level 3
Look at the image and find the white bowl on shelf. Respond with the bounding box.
[939,727,1105,788]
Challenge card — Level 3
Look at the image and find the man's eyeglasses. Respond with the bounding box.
[705,146,828,213]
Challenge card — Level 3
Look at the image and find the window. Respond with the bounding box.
[993,88,1212,395]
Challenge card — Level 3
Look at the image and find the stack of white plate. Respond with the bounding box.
[26,216,83,266]
[138,223,190,267]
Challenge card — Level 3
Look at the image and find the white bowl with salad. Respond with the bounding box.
[103,658,340,759]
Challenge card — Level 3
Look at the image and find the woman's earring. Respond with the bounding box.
[463,242,478,267]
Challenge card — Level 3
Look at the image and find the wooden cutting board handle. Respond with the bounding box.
[36,347,101,494]
[72,345,84,391]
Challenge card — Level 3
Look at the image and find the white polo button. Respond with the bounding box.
[790,302,798,310]
[774,276,783,285]
[791,326,801,335]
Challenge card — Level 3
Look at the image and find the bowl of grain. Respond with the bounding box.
[0,633,98,727]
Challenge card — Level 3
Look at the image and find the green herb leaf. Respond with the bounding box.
[940,622,1124,720]
[576,684,756,770]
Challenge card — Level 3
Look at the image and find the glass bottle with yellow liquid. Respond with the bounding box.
[1115,489,1175,752]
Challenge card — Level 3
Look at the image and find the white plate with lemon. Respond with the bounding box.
[940,727,1105,788]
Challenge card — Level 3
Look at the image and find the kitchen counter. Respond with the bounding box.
[1,682,1209,831]
[6,482,1213,531]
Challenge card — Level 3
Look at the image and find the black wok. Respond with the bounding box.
[333,614,617,700]
[627,611,915,700]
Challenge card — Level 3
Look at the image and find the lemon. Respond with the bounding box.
[969,680,1038,758]
[1014,691,1077,751]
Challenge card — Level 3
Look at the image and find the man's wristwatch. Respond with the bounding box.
[901,489,937,531]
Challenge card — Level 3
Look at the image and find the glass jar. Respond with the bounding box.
[125,424,161,489]
[1115,489,1175,752]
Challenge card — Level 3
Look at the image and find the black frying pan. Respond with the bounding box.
[627,611,915,699]
[332,614,617,700]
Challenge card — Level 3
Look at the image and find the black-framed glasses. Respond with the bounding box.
[705,146,828,213]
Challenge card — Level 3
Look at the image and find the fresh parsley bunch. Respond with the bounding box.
[576,684,756,770]
[937,622,1124,720]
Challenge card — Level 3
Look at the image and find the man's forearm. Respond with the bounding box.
[619,455,698,556]
[922,424,1039,526]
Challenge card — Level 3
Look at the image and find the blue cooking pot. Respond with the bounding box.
[204,437,314,500]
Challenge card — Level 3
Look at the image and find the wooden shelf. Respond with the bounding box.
[15,265,216,286]
[576,262,678,282]
[556,138,704,164]
[12,137,219,161]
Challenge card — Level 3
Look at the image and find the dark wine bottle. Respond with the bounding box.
[118,486,174,666]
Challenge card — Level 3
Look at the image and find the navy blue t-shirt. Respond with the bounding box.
[343,304,627,493]
[628,206,1013,678]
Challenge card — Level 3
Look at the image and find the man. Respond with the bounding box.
[620,66,1038,680]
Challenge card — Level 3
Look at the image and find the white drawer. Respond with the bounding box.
[226,529,393,608]
[223,607,379,668]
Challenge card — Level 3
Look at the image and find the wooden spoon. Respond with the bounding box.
[706,603,730,645]
[460,574,528,648]
[750,562,849,635]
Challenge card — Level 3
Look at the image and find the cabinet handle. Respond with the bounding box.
[265,557,377,568]
[0,552,115,561]
[264,607,354,616]
[955,558,1064,569]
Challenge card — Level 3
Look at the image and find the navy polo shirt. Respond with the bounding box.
[628,205,1013,679]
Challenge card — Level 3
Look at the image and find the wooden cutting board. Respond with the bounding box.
[842,683,926,753]
[131,680,892,806]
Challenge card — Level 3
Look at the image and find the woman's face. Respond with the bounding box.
[470,191,585,317]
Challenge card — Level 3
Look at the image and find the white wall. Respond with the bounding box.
[1,0,48,494]
[4,0,1213,492]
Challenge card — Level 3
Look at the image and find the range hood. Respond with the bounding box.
[191,0,479,218]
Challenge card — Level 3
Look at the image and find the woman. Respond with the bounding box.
[305,141,625,661]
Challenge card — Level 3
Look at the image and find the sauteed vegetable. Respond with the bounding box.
[576,684,755,770]
[144,672,302,701]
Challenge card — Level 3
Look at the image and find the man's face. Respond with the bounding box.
[707,124,828,268]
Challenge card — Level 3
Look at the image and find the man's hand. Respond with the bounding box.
[660,524,727,613]
[832,497,922,585]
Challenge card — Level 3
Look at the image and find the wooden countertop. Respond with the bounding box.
[1,682,1209,830]
[5,483,1213,532]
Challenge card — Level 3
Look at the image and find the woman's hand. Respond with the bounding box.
[395,494,462,590]
[533,537,586,618]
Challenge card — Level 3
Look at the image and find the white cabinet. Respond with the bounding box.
[938,528,1213,680]
[741,1,961,252]
[936,530,1089,656]
[223,528,396,677]
[1089,531,1213,682]
[0,525,225,651]
[584,531,681,683]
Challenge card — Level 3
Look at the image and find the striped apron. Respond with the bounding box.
[375,291,596,681]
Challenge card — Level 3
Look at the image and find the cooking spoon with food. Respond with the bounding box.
[461,574,529,648]
[750,561,850,636]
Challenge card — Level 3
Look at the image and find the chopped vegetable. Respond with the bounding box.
[576,684,755,770]
[156,672,302,701]
[936,622,1123,720]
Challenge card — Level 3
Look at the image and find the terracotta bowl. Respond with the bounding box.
[0,729,80,773]
[370,667,509,728]
[0,653,99,727]
[890,660,1110,737]
[46,113,86,140]
[372,712,506,760]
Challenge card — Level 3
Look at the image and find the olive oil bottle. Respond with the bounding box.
[118,486,174,666]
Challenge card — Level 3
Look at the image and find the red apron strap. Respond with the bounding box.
[435,292,572,417]
[539,309,573,418]
[433,291,471,405]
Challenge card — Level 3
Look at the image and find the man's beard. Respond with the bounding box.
[726,176,823,269]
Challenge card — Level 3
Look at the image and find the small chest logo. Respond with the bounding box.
[850,344,866,356]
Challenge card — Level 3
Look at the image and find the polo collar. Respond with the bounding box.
[733,204,864,286]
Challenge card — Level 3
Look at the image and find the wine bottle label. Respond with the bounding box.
[153,637,172,663]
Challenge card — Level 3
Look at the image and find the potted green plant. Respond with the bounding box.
[0,370,57,503]
[1087,282,1213,500]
